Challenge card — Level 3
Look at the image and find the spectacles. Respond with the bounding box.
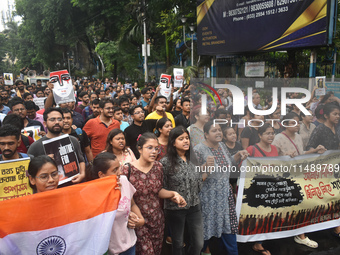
[134,111,144,115]
[144,146,161,154]
[13,108,25,112]
[48,118,63,122]
[36,171,59,182]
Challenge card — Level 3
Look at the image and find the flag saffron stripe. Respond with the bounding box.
[0,176,120,238]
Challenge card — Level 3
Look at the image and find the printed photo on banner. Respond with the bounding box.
[49,70,76,105]
[315,76,326,96]
[22,126,42,141]
[236,150,340,242]
[42,134,80,185]
[173,68,184,88]
[159,73,172,100]
[0,158,33,201]
[3,73,13,85]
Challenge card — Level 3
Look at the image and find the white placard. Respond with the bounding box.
[173,68,184,88]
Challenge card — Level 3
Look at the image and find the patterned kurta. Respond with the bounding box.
[194,142,238,240]
[122,161,164,255]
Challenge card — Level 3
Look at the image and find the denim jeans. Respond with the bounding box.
[119,245,135,255]
[165,204,204,255]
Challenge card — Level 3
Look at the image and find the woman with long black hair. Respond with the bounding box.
[160,126,203,255]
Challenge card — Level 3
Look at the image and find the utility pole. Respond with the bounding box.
[143,0,148,83]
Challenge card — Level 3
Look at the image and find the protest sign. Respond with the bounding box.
[315,76,326,96]
[326,82,340,99]
[173,68,184,88]
[0,158,33,201]
[236,150,340,242]
[22,126,42,141]
[159,73,172,100]
[33,97,47,110]
[42,134,80,184]
[3,73,13,85]
[49,70,76,105]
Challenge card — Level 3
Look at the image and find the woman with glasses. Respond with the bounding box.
[28,155,59,193]
[194,121,248,255]
[121,132,186,255]
[105,129,136,165]
[154,117,173,161]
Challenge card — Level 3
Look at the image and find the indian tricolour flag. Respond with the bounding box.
[0,176,120,255]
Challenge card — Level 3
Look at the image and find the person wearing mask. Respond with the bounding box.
[27,107,85,184]
[105,129,136,165]
[83,99,120,157]
[121,132,187,255]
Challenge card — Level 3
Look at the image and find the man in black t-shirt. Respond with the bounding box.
[124,105,153,158]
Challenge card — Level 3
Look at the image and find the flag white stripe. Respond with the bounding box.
[0,210,116,255]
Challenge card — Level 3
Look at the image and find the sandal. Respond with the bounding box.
[294,236,318,248]
[252,246,270,255]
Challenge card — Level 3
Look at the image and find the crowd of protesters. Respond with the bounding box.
[0,74,340,255]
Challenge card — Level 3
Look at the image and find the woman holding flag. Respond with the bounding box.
[90,152,144,255]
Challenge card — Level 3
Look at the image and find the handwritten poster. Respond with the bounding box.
[42,134,80,185]
[0,158,33,201]
[33,97,47,110]
[236,150,340,242]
